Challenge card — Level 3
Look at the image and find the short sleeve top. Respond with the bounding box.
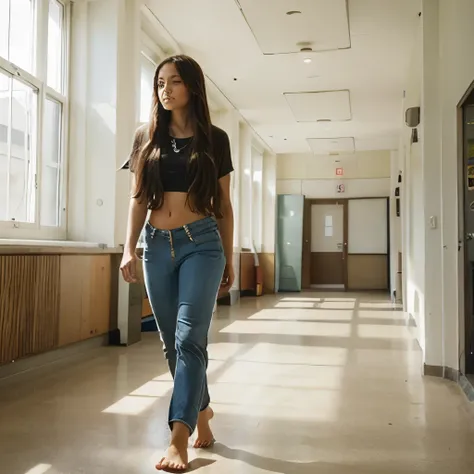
[120,124,234,192]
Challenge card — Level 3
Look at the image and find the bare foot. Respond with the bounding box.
[156,423,189,472]
[156,444,188,472]
[193,406,215,449]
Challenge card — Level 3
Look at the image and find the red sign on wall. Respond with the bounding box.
[336,167,344,176]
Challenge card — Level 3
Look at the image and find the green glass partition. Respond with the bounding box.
[276,194,304,292]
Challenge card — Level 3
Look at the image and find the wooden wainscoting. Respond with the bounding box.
[240,252,256,292]
[347,254,388,290]
[58,255,111,347]
[0,254,115,366]
[259,253,275,294]
[0,255,60,365]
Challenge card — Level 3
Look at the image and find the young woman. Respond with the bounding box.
[120,54,234,472]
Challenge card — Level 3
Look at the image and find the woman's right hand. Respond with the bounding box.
[120,251,139,283]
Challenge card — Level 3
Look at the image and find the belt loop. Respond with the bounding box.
[183,224,194,242]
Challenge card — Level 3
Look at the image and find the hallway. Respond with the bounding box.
[1,293,474,473]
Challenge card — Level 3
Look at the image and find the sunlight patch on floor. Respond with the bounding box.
[357,325,410,339]
[357,310,405,320]
[211,389,340,422]
[24,464,52,474]
[219,320,352,337]
[359,302,401,309]
[317,301,356,309]
[212,360,345,390]
[130,380,174,397]
[274,301,317,309]
[102,395,157,415]
[248,308,354,322]
[236,343,349,366]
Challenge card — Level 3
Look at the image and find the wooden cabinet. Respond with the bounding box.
[58,255,111,347]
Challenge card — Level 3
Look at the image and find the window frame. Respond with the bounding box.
[0,0,70,240]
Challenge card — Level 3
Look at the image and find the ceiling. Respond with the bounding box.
[146,0,421,155]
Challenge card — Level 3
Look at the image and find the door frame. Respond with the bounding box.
[457,79,474,375]
[302,198,349,290]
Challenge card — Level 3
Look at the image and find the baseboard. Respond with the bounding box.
[423,364,445,378]
[0,334,109,383]
[423,364,474,402]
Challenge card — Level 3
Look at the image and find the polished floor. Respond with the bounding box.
[1,293,474,473]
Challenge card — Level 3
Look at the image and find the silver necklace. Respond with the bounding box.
[171,137,191,154]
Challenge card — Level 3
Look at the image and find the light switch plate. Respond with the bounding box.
[429,216,437,229]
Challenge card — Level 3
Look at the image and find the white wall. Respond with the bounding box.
[389,150,401,299]
[262,150,276,253]
[277,178,390,199]
[277,150,392,199]
[277,151,391,179]
[68,0,141,246]
[239,123,252,250]
[400,13,424,350]
[421,0,443,367]
[438,0,474,371]
[400,0,474,372]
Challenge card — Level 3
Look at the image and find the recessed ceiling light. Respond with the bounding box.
[286,10,302,15]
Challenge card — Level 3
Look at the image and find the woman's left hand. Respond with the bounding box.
[221,264,235,292]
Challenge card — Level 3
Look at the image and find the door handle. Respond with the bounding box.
[466,233,474,241]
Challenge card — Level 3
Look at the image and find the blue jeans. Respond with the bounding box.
[142,216,226,435]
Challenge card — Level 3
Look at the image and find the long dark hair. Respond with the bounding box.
[133,55,222,217]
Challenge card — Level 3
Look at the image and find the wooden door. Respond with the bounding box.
[310,203,345,288]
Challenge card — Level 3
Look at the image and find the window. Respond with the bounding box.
[47,0,65,93]
[140,52,156,123]
[0,72,38,223]
[0,0,35,74]
[325,215,333,237]
[0,0,68,237]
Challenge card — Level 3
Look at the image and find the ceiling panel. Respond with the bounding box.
[236,0,350,55]
[146,0,420,153]
[284,90,352,122]
[307,137,355,155]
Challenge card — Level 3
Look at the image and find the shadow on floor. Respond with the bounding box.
[188,458,216,471]
[211,443,459,474]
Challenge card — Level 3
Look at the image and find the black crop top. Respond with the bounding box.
[120,124,234,192]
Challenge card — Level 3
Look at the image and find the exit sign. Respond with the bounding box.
[336,167,344,176]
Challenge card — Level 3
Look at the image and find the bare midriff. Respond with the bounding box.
[148,192,208,230]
